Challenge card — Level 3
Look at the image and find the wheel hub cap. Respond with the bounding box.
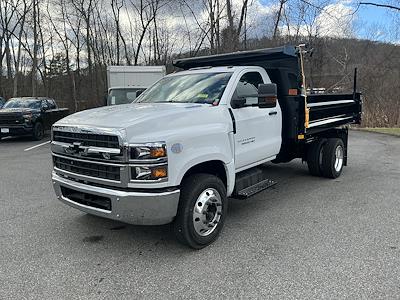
[334,145,344,172]
[192,188,222,237]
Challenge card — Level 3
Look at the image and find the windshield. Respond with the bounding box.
[3,99,41,109]
[134,72,232,104]
[108,88,144,105]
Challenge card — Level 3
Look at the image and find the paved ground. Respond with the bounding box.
[0,131,399,299]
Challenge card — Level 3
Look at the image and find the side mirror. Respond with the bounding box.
[231,93,246,109]
[258,83,277,108]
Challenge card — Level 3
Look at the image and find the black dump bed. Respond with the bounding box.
[173,46,362,144]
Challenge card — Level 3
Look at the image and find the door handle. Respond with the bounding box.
[269,111,277,116]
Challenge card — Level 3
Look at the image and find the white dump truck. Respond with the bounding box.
[107,66,166,105]
[51,46,362,248]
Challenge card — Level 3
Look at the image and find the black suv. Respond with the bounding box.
[0,97,69,140]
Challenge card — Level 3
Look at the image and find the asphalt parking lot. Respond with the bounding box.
[0,131,399,299]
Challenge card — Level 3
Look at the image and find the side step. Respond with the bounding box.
[232,167,277,199]
[235,178,277,199]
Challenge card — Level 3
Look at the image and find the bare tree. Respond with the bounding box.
[358,2,400,11]
[273,0,288,39]
[11,0,29,97]
[127,0,168,65]
[32,0,39,96]
[0,0,23,84]
[71,0,95,81]
[223,0,249,51]
[111,0,130,64]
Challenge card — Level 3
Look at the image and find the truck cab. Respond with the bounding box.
[51,46,361,248]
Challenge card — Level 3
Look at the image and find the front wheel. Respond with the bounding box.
[173,173,227,249]
[32,122,44,141]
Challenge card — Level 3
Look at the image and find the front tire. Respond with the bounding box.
[32,122,44,141]
[173,173,227,249]
[321,138,345,179]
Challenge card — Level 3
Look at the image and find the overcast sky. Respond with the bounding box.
[256,0,399,42]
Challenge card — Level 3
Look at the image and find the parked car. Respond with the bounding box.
[0,97,69,140]
[51,46,362,248]
[0,97,5,109]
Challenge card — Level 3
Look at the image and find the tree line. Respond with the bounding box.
[0,0,399,127]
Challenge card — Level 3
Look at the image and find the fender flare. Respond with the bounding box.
[176,155,236,197]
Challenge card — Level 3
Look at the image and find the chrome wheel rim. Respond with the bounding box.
[192,188,222,237]
[334,145,344,172]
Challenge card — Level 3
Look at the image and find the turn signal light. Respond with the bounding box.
[150,147,167,158]
[132,165,168,181]
[151,167,167,178]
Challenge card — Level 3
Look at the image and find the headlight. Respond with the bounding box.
[23,113,32,122]
[132,165,168,180]
[129,142,168,181]
[130,142,167,160]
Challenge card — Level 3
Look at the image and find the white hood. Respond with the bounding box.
[58,103,203,127]
[55,102,229,142]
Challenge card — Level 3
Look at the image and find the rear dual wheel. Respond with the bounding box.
[321,138,344,178]
[307,138,326,176]
[307,138,344,179]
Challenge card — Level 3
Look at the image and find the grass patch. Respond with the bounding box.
[362,128,400,136]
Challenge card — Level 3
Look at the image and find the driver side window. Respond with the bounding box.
[235,72,264,105]
[41,100,49,110]
[47,99,56,110]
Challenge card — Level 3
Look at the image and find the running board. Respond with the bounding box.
[234,178,277,199]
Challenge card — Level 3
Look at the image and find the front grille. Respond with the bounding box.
[0,116,21,125]
[54,156,121,181]
[53,131,119,148]
[61,186,111,211]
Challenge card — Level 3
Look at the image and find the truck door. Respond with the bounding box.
[230,70,282,170]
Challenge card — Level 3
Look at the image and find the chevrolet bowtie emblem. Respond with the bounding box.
[65,142,87,156]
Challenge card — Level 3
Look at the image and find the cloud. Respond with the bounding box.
[280,0,355,38]
[315,1,354,37]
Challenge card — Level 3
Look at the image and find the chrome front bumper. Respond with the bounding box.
[52,172,180,225]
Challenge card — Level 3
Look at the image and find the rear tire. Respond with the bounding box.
[173,173,227,249]
[321,138,345,179]
[307,139,326,176]
[32,122,44,141]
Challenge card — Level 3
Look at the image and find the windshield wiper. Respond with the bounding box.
[193,100,214,104]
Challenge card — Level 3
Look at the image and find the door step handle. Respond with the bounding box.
[269,111,277,116]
